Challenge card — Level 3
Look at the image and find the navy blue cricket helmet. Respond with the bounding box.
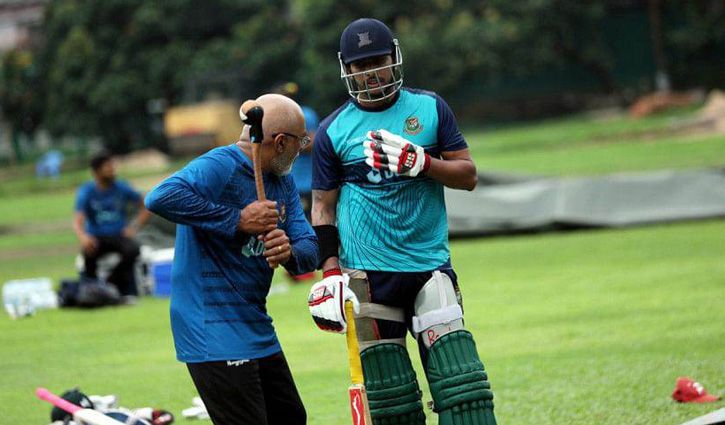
[338,18,404,103]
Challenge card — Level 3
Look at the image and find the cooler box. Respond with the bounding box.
[148,248,175,297]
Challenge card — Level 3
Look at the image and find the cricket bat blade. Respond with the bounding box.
[349,383,372,425]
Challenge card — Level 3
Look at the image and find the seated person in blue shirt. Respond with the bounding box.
[145,94,317,425]
[73,154,151,296]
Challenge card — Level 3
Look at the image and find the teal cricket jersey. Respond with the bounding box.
[312,88,468,272]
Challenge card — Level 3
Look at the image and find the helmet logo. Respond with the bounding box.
[404,116,423,135]
[357,32,372,47]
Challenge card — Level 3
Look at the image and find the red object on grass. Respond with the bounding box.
[672,377,721,403]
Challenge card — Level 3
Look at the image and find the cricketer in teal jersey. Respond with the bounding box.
[307,18,498,425]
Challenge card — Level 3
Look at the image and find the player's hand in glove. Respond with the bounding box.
[363,129,431,177]
[308,269,360,334]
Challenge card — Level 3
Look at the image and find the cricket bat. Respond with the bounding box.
[239,100,266,202]
[36,387,126,425]
[240,100,282,269]
[346,301,373,425]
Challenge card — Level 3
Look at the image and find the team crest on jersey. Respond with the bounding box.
[404,116,423,135]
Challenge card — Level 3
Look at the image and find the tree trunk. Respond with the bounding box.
[648,0,671,92]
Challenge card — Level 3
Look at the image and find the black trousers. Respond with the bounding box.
[83,235,140,296]
[187,351,306,425]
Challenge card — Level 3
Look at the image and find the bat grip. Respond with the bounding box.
[251,142,282,269]
[36,387,82,414]
[251,143,266,202]
[346,302,364,385]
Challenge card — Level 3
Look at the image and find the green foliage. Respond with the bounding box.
[17,0,725,150]
[40,0,298,153]
[0,49,43,136]
[294,1,627,112]
[294,1,493,111]
[229,1,302,93]
[662,1,725,90]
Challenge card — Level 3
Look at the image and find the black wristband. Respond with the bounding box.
[313,224,340,270]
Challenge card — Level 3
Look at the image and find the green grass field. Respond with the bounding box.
[467,109,725,176]
[2,221,724,424]
[1,110,724,424]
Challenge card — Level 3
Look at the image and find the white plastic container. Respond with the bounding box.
[2,277,58,318]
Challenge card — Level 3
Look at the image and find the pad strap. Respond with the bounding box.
[358,302,405,323]
[412,304,463,333]
[313,225,339,269]
[359,338,406,350]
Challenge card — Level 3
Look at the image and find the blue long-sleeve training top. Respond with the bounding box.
[146,144,318,362]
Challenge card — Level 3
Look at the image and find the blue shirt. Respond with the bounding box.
[312,88,467,272]
[145,145,318,363]
[75,180,142,236]
[289,105,320,194]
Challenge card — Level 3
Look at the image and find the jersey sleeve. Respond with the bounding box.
[280,178,318,275]
[312,127,343,191]
[145,151,241,239]
[436,95,468,152]
[74,185,89,212]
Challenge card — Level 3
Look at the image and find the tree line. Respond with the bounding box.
[1,0,723,154]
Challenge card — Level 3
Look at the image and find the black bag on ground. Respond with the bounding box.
[58,279,81,307]
[76,278,121,308]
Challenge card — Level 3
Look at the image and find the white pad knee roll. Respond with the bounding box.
[412,271,464,348]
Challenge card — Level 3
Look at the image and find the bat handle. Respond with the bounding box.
[251,143,266,202]
[251,142,283,269]
[36,387,82,414]
[346,302,364,385]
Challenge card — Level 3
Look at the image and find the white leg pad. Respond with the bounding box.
[412,271,464,348]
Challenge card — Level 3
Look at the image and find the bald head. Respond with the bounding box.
[237,93,307,176]
[257,93,305,138]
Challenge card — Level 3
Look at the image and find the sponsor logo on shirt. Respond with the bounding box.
[242,236,265,258]
[90,198,123,224]
[366,168,395,184]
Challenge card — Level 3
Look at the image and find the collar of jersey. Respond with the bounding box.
[93,180,118,192]
[230,143,280,181]
[352,90,401,113]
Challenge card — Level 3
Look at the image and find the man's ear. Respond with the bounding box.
[274,134,286,153]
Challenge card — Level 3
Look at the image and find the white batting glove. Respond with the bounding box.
[363,129,431,177]
[308,269,360,334]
